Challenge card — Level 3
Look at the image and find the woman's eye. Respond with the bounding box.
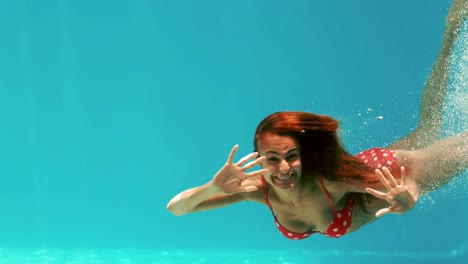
[267,157,279,163]
[287,154,298,161]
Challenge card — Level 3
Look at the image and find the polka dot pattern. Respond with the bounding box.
[321,197,354,238]
[358,148,398,173]
[271,190,355,240]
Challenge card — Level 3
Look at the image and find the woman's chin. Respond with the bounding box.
[272,173,297,189]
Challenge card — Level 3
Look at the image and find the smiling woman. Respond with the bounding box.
[166,0,468,240]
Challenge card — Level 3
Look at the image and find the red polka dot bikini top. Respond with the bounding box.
[261,176,354,240]
[261,147,398,240]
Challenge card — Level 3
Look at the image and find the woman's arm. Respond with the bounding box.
[166,183,248,216]
[166,145,268,216]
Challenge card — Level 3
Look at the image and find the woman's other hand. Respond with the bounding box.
[210,145,269,195]
[365,166,420,218]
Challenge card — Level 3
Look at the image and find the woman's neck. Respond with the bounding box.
[271,174,321,205]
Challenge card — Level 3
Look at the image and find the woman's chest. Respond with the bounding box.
[269,193,336,232]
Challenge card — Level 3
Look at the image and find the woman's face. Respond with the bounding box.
[257,132,302,190]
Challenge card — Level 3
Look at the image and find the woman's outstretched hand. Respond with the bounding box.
[210,145,269,195]
[365,166,420,218]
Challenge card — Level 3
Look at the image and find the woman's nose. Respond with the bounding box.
[279,160,291,174]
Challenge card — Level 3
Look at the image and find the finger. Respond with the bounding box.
[242,156,266,171]
[375,169,392,190]
[227,144,239,164]
[400,166,406,186]
[243,169,270,179]
[238,186,258,193]
[236,152,259,167]
[382,167,398,188]
[375,207,391,218]
[365,187,387,199]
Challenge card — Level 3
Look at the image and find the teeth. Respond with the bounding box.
[277,174,292,181]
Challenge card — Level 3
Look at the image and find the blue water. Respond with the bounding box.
[0,0,466,263]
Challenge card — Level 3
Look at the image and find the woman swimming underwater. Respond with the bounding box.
[167,1,468,240]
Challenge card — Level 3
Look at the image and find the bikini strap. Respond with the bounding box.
[260,176,275,213]
[319,177,337,213]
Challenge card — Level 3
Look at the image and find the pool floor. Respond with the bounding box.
[0,247,465,264]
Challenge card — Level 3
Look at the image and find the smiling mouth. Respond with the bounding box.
[272,172,296,185]
[276,174,293,181]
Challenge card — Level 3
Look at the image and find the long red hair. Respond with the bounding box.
[253,111,380,185]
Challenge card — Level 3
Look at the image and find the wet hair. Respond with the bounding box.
[253,111,379,212]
